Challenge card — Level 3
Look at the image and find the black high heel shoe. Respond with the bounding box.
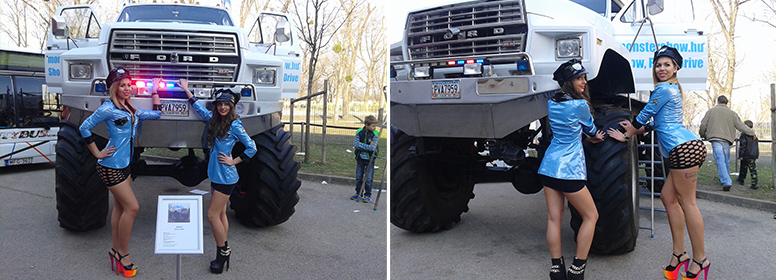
[549,257,566,280]
[567,258,586,280]
[210,241,231,274]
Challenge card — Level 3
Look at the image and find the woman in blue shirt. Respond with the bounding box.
[80,67,162,278]
[539,59,604,280]
[608,46,709,280]
[179,79,257,274]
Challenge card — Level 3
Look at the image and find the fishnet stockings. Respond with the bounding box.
[668,140,706,169]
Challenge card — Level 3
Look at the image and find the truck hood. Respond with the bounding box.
[524,0,615,34]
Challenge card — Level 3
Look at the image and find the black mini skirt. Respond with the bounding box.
[540,175,586,193]
[96,164,131,187]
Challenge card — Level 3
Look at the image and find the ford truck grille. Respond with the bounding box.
[406,0,527,60]
[109,30,239,82]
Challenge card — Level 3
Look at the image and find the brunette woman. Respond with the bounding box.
[539,59,604,280]
[179,79,257,274]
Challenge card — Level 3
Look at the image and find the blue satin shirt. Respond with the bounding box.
[191,100,257,185]
[80,99,161,169]
[538,96,597,180]
[634,83,699,158]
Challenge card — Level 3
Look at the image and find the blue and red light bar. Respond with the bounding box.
[446,58,485,66]
[135,81,176,88]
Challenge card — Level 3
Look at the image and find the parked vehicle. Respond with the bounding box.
[390,0,707,254]
[46,1,303,231]
[1,46,60,167]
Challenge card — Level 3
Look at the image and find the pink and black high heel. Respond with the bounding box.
[663,251,689,279]
[682,258,710,280]
[109,248,119,272]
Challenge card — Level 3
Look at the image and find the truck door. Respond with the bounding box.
[611,0,707,91]
[246,13,302,99]
[45,5,101,90]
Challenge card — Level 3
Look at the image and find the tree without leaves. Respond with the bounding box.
[291,0,358,162]
[707,0,751,105]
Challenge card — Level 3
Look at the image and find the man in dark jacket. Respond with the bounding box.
[736,120,759,189]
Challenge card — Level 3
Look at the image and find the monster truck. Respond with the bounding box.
[46,2,303,231]
[390,0,707,254]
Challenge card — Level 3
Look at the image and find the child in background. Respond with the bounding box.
[352,115,379,202]
[736,120,759,189]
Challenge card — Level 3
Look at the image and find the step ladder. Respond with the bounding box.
[638,131,666,238]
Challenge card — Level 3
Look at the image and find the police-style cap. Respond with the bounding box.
[214,89,240,104]
[552,58,587,87]
[106,67,132,89]
[654,45,683,69]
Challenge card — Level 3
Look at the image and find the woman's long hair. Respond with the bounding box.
[207,101,237,146]
[560,76,593,115]
[652,58,684,94]
[109,81,138,121]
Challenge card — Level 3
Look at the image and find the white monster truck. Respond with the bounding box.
[390,0,707,254]
[46,2,303,231]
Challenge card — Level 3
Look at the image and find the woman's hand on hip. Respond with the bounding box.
[218,151,236,166]
[96,146,116,159]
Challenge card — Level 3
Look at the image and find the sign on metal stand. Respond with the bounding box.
[155,195,204,280]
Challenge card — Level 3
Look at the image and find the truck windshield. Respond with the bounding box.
[116,5,234,26]
[571,0,607,15]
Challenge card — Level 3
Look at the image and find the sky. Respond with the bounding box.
[387,0,776,123]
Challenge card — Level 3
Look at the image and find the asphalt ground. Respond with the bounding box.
[0,163,386,280]
[390,182,776,279]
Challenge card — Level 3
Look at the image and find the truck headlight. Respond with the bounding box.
[556,38,581,58]
[253,69,276,85]
[413,66,431,78]
[69,63,92,79]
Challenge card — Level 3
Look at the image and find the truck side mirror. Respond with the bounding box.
[274,21,291,43]
[646,0,664,16]
[51,16,67,37]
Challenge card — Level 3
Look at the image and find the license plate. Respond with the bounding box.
[5,157,32,166]
[160,100,189,117]
[431,80,461,99]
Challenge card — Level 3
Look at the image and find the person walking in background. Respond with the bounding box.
[80,67,162,278]
[608,46,709,280]
[736,120,759,189]
[698,95,755,191]
[352,115,379,203]
[179,79,257,274]
[540,59,604,280]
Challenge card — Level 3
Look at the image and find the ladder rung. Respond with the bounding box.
[637,144,659,148]
[638,160,663,165]
[639,176,665,181]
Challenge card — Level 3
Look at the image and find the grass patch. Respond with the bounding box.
[695,148,776,202]
[293,134,387,179]
[141,131,387,180]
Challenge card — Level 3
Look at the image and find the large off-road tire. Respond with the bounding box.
[55,121,109,231]
[230,125,300,227]
[390,127,475,233]
[570,108,639,255]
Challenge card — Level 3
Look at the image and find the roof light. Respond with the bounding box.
[447,61,456,66]
[466,59,475,64]
[475,59,484,63]
[456,60,465,65]
[136,81,146,88]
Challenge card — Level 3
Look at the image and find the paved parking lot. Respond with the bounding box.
[0,163,386,279]
[391,183,776,279]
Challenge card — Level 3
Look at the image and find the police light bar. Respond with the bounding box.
[446,58,485,66]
